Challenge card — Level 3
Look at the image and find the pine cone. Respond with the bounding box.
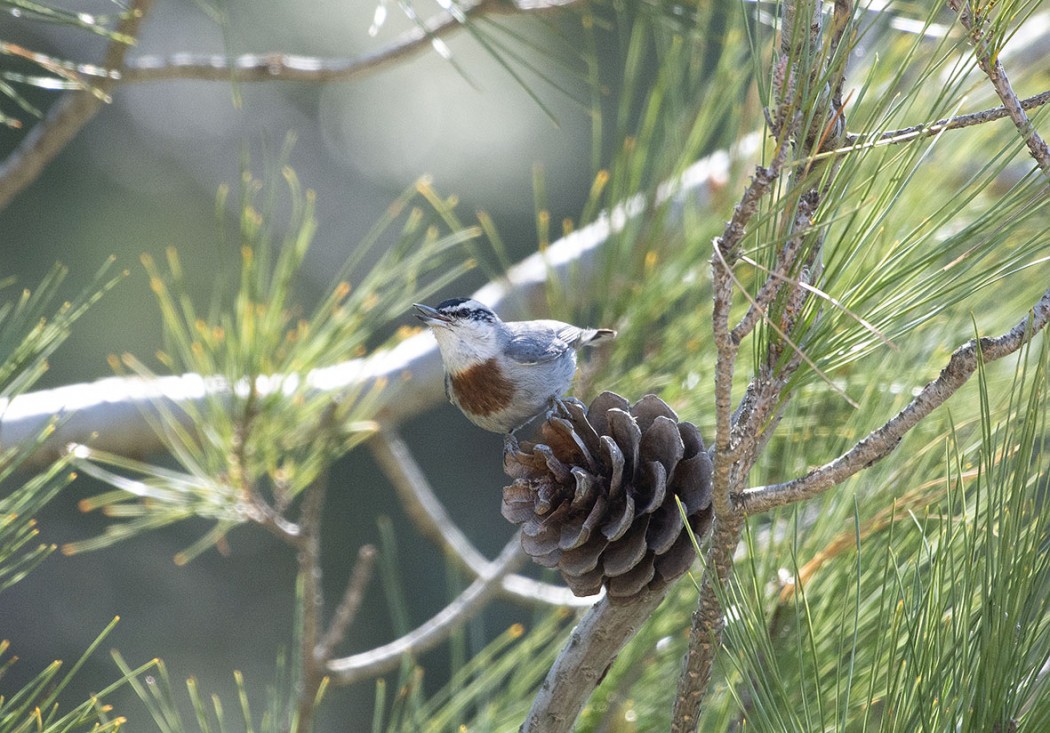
[502,392,713,604]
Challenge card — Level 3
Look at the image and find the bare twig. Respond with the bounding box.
[120,0,582,84]
[730,192,819,344]
[520,588,669,733]
[368,428,594,607]
[0,0,153,211]
[842,90,1050,149]
[710,139,794,513]
[738,286,1050,515]
[948,0,1050,175]
[326,534,526,685]
[122,0,493,84]
[317,544,378,660]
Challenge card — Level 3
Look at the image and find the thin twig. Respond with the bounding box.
[0,0,153,211]
[947,0,1050,175]
[368,428,593,607]
[122,0,497,84]
[730,192,819,344]
[736,254,897,351]
[325,534,526,685]
[710,139,794,515]
[119,0,582,84]
[737,286,1050,515]
[842,90,1050,149]
[519,588,669,733]
[317,544,378,660]
[292,472,329,733]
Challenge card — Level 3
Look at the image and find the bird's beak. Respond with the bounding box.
[413,303,451,325]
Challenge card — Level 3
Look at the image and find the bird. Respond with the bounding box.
[413,298,616,435]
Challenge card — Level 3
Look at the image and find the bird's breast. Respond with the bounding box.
[448,358,517,417]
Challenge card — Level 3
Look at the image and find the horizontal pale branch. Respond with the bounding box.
[737,286,1050,515]
[0,142,739,466]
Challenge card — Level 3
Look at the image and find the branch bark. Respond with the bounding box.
[737,286,1050,515]
[519,588,669,733]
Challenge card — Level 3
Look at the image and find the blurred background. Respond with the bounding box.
[5,1,1048,730]
[1,0,620,727]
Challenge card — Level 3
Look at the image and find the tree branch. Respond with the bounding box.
[737,285,1050,515]
[668,514,744,733]
[671,3,841,729]
[325,533,526,685]
[519,588,669,733]
[121,0,493,84]
[0,138,742,466]
[119,0,582,85]
[317,544,378,660]
[292,472,329,733]
[843,90,1050,149]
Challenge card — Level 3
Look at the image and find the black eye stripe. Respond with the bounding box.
[437,304,494,322]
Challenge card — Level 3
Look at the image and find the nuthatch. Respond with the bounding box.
[413,298,616,434]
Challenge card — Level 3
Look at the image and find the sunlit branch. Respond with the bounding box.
[520,588,669,733]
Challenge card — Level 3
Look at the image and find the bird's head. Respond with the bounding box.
[413,298,503,370]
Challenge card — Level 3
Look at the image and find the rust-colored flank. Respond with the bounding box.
[450,358,516,416]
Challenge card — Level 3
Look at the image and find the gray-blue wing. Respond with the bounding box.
[503,321,580,365]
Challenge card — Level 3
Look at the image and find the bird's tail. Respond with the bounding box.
[580,328,617,346]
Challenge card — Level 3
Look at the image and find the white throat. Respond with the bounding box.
[432,324,500,373]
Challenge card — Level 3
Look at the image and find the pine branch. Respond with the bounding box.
[292,472,328,733]
[0,136,744,467]
[0,0,153,211]
[120,0,582,84]
[843,90,1050,149]
[317,544,378,660]
[671,1,848,728]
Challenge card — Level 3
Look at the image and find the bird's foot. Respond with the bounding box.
[550,396,584,420]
